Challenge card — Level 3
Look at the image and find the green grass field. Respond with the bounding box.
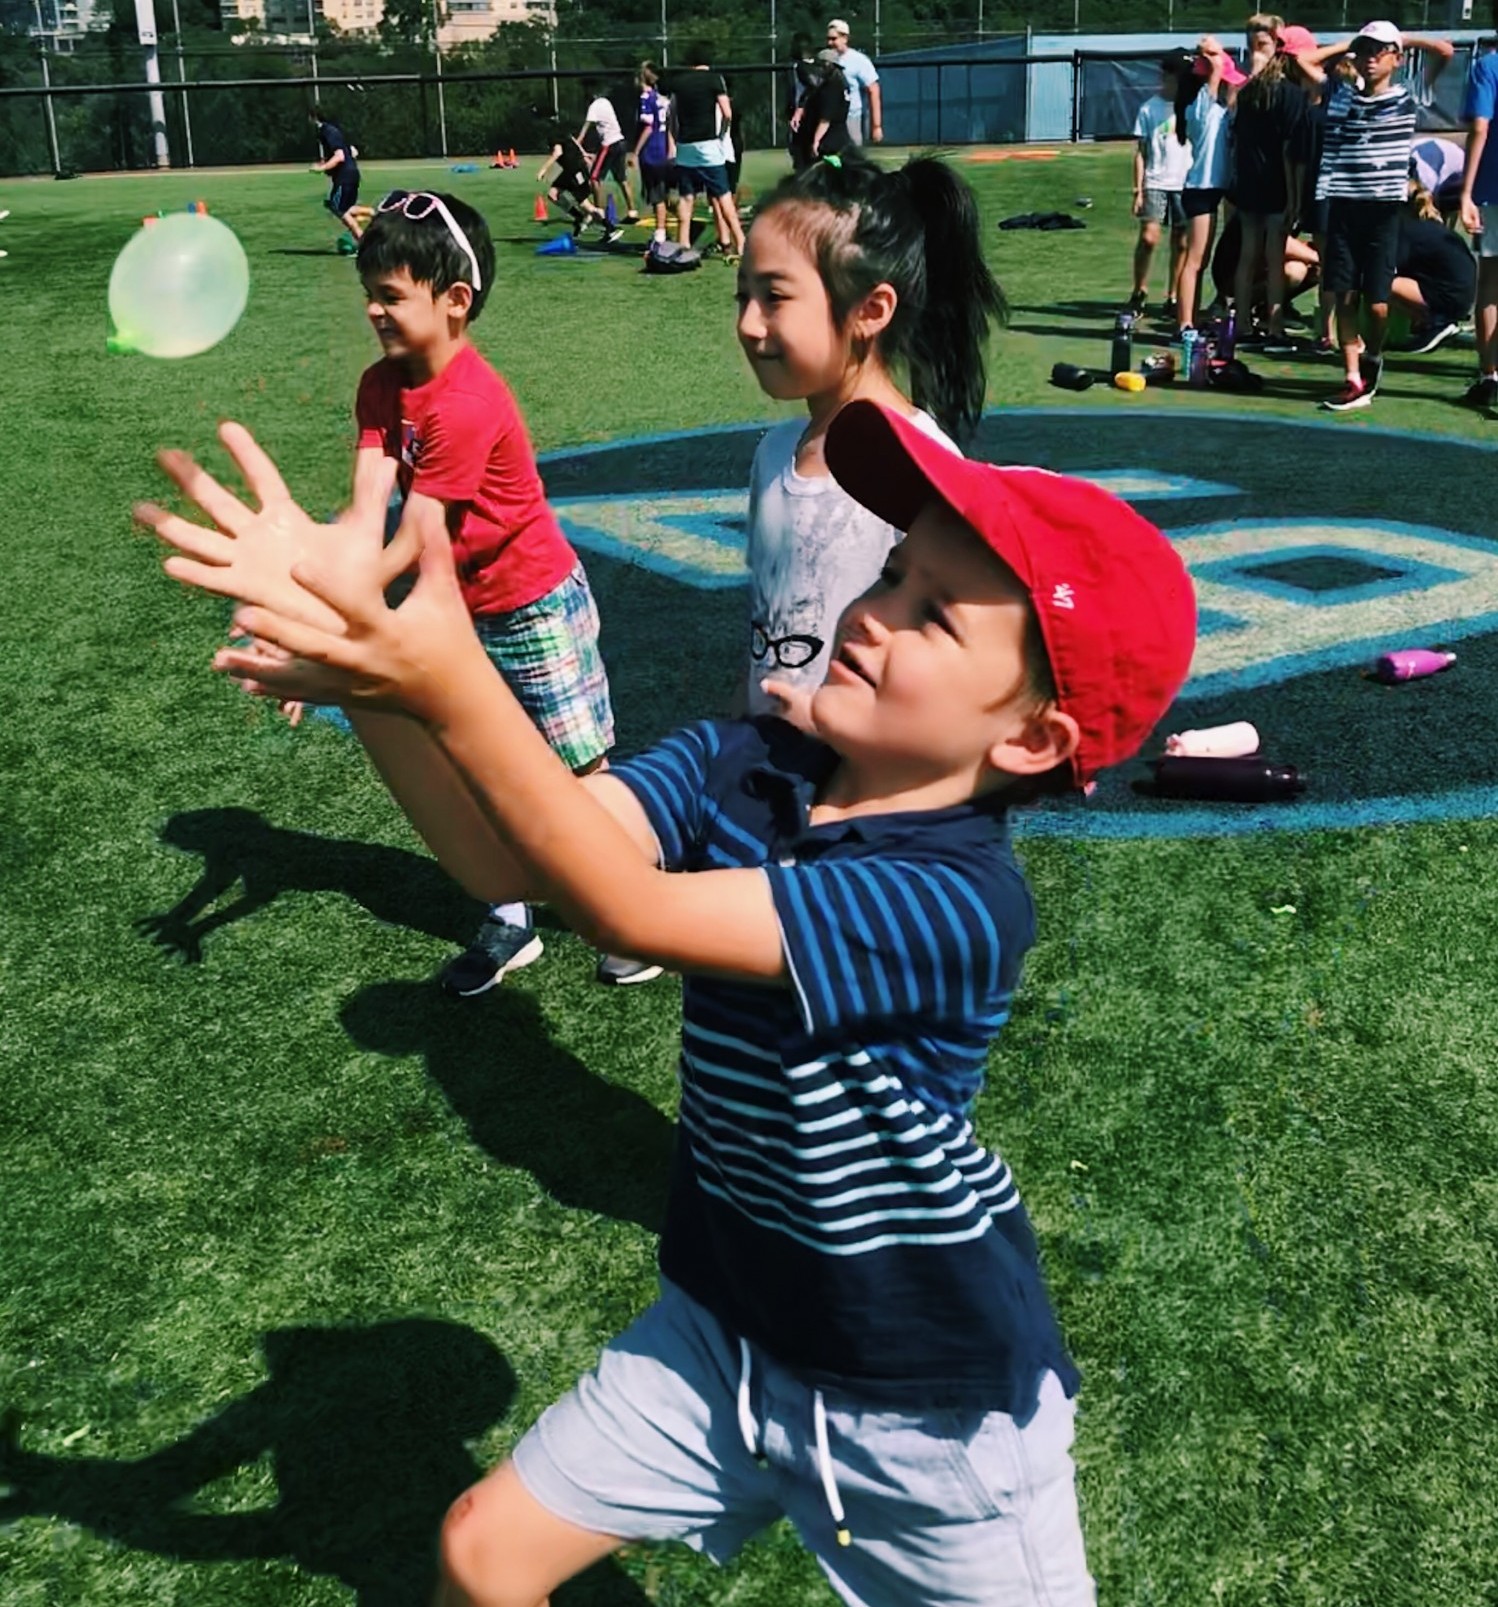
[2,146,1497,1606]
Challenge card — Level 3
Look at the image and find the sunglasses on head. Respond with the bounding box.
[376,190,483,294]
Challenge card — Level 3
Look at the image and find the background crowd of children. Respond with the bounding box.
[1125,12,1498,414]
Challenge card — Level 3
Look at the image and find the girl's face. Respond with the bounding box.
[1247,27,1276,63]
[735,210,850,402]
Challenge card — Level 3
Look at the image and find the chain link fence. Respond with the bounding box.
[0,21,1488,175]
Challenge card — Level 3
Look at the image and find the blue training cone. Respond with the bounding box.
[604,194,617,227]
[536,232,579,256]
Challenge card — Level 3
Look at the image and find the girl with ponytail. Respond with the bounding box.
[734,148,1006,724]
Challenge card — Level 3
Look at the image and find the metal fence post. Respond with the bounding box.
[37,43,62,175]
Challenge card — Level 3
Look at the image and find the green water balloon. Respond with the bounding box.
[107,212,250,359]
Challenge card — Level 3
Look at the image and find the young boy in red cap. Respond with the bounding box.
[141,399,1197,1607]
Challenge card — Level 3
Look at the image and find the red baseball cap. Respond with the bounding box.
[1276,23,1319,55]
[1195,49,1249,86]
[824,401,1197,787]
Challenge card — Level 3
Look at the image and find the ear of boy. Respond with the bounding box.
[985,705,1080,783]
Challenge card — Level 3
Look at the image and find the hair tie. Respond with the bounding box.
[822,153,842,168]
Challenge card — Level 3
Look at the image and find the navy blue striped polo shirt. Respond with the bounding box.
[613,716,1079,1416]
[1316,81,1417,202]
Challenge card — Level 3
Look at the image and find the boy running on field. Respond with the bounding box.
[310,105,364,242]
[145,398,1197,1607]
[537,120,620,243]
[579,82,638,225]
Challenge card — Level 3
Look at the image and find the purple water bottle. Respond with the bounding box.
[1218,307,1237,362]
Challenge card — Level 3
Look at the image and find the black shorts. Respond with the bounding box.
[1306,198,1332,240]
[1323,199,1403,303]
[590,141,627,186]
[1181,187,1225,219]
[639,160,674,206]
[550,168,591,204]
[327,176,359,216]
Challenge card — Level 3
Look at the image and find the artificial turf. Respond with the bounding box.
[1,145,1496,1606]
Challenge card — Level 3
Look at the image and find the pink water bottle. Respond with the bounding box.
[1373,649,1456,683]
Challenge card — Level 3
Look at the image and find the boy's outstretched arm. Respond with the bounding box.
[148,429,789,986]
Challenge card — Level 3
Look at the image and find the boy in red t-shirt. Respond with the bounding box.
[348,191,653,992]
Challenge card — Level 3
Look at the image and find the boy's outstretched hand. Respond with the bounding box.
[137,422,396,635]
[140,421,485,722]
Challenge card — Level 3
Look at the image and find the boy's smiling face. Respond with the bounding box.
[812,501,1078,790]
[361,266,466,363]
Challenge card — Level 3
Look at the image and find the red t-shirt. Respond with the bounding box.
[354,344,577,617]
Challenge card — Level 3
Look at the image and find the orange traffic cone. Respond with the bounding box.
[492,149,504,168]
[508,148,518,168]
[533,193,548,222]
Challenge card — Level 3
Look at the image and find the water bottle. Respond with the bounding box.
[1218,307,1237,361]
[1165,721,1261,758]
[1373,649,1456,683]
[1150,756,1306,802]
[1110,312,1135,376]
[1051,361,1096,391]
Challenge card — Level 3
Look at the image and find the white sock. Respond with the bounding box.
[489,901,527,928]
[653,227,666,242]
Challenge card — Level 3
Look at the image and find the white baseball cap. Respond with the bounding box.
[827,17,850,34]
[1352,19,1402,48]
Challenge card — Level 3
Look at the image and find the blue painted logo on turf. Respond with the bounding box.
[539,412,1498,837]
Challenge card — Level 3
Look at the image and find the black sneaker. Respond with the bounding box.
[595,953,665,986]
[440,915,544,998]
[622,211,641,225]
[1261,332,1310,357]
[1461,375,1498,408]
[1320,375,1373,411]
[1161,297,1178,323]
[1360,353,1385,398]
[1125,289,1147,315]
[1406,322,1458,355]
[602,225,624,244]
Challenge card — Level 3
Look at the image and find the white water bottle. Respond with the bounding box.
[1164,721,1261,759]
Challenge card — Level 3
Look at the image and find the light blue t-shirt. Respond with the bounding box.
[837,45,878,121]
[1185,84,1231,190]
[1463,50,1498,206]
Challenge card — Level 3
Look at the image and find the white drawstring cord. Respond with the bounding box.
[812,1390,852,1547]
[737,1339,766,1465]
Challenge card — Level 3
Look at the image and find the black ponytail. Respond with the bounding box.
[756,149,1007,443]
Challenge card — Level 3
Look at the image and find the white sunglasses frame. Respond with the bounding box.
[375,190,484,295]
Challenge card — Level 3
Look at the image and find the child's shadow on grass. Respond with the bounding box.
[340,980,675,1235]
[0,1318,648,1607]
[137,807,486,964]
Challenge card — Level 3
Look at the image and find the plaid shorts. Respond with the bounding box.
[472,565,614,773]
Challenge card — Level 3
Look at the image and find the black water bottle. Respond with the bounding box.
[1051,362,1096,391]
[1110,312,1135,376]
[1150,756,1307,802]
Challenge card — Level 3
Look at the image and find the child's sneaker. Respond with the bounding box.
[602,225,624,244]
[1461,375,1498,409]
[1161,297,1178,323]
[1360,352,1385,398]
[440,914,543,998]
[623,211,641,225]
[1320,374,1372,411]
[1124,289,1147,315]
[1405,321,1458,355]
[595,953,665,986]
